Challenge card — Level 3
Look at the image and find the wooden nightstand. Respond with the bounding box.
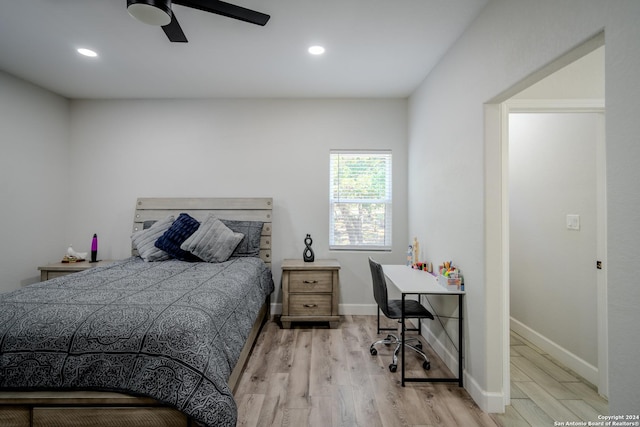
[38,260,114,282]
[280,259,340,328]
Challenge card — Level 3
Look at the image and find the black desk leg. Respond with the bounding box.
[458,293,464,387]
[401,293,406,387]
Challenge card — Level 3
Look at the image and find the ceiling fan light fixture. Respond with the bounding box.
[127,0,172,26]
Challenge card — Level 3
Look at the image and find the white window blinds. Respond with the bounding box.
[329,150,392,251]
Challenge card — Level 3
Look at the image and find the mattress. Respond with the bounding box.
[0,256,274,427]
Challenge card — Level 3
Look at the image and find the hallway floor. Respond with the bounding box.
[491,331,609,426]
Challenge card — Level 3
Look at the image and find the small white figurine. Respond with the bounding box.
[67,245,88,260]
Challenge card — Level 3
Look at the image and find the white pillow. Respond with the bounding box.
[180,213,244,263]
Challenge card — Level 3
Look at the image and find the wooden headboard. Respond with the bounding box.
[132,197,272,266]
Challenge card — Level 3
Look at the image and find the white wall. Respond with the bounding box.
[0,71,69,292]
[66,98,408,310]
[408,0,640,414]
[509,112,599,369]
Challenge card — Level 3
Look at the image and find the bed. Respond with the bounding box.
[0,197,274,427]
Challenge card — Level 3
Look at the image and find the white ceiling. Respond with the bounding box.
[0,0,488,99]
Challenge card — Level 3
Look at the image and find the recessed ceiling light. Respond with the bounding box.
[308,45,325,55]
[77,48,98,58]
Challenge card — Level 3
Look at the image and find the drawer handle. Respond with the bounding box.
[303,280,318,284]
[303,304,317,308]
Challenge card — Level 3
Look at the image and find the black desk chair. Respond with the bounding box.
[368,257,434,372]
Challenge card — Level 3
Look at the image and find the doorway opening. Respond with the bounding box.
[483,31,607,412]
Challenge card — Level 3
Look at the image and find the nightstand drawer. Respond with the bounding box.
[289,294,332,316]
[289,271,333,293]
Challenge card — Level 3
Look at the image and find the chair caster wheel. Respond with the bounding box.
[389,364,397,372]
[370,347,378,356]
[423,361,431,370]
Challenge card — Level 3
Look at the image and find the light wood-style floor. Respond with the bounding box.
[491,331,609,426]
[234,315,497,427]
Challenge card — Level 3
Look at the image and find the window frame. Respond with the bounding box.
[329,149,392,251]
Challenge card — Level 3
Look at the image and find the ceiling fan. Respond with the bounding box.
[127,0,270,43]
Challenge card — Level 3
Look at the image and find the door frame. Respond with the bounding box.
[483,33,606,410]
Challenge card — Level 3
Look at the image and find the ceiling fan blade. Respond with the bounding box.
[162,12,188,42]
[173,0,270,26]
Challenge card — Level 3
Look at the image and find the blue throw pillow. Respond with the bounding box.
[155,213,201,261]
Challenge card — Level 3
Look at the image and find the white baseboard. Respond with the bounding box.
[464,372,505,413]
[510,317,598,385]
[420,318,503,413]
[420,321,460,374]
[270,302,282,315]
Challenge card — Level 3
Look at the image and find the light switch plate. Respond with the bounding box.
[566,214,580,230]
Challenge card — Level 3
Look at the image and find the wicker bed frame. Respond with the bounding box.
[0,197,273,427]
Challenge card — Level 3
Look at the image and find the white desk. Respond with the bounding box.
[382,265,465,387]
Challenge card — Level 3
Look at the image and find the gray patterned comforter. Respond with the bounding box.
[0,256,274,427]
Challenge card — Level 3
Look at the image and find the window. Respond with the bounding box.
[329,150,392,251]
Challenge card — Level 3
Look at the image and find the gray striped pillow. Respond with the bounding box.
[180,213,244,263]
[131,215,174,261]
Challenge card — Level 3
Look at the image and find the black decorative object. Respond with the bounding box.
[303,234,315,262]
